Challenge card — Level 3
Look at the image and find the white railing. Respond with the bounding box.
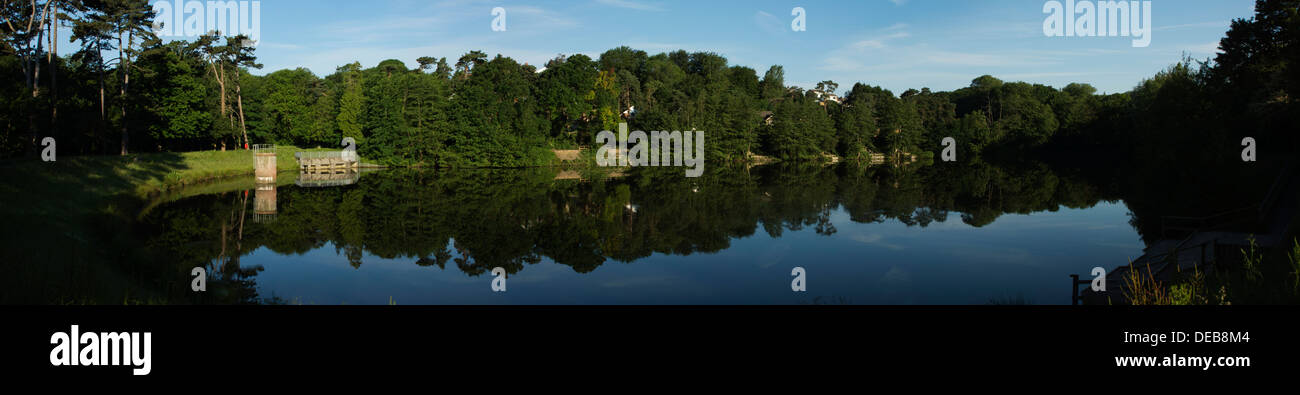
[294,151,351,160]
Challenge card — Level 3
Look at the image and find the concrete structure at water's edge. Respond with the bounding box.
[253,144,277,183]
[252,145,279,222]
[295,150,359,173]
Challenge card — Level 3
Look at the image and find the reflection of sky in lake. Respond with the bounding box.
[241,201,1143,305]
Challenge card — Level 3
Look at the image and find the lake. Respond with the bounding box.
[25,159,1140,305]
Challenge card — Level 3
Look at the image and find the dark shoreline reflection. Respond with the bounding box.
[27,159,1152,305]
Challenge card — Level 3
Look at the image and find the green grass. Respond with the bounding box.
[1124,235,1300,305]
[0,146,367,238]
[1112,190,1300,306]
[0,146,359,304]
[1,145,357,201]
[4,146,341,196]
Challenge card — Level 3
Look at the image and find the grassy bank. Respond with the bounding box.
[0,145,364,226]
[0,146,356,304]
[0,145,368,245]
[2,146,348,198]
[0,146,357,252]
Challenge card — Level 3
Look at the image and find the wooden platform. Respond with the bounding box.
[294,151,358,173]
[1076,162,1299,305]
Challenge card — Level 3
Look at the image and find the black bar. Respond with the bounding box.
[1,306,1290,380]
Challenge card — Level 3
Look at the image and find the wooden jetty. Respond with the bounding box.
[1075,162,1299,305]
[294,150,358,173]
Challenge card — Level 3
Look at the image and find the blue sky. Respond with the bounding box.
[156,0,1255,95]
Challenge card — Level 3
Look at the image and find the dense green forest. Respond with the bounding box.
[2,0,1297,168]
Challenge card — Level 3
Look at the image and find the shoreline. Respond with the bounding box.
[0,145,921,202]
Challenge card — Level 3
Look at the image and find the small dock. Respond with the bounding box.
[1075,162,1299,304]
[294,151,358,173]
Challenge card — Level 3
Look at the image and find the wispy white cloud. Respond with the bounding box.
[595,0,665,11]
[509,5,581,30]
[850,31,911,49]
[821,19,1064,80]
[267,1,583,74]
[1145,41,1225,59]
[259,42,304,51]
[1155,21,1230,32]
[621,41,737,55]
[818,30,1079,92]
[918,49,1057,67]
[1185,41,1222,55]
[309,3,575,46]
[264,40,561,77]
[754,10,785,35]
[246,0,1252,96]
[998,71,1118,81]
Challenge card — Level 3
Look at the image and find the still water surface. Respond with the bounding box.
[128,162,1142,305]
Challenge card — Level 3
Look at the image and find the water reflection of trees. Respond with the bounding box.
[7,152,1270,304]
[129,160,1123,300]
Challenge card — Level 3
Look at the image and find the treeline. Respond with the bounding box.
[3,0,1296,167]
